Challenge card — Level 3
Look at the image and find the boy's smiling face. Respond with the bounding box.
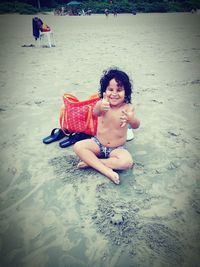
[105,78,125,107]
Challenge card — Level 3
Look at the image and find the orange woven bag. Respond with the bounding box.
[60,93,100,136]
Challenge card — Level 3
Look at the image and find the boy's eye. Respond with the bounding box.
[107,87,124,93]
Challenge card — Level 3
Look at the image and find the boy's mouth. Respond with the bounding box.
[110,96,119,99]
[110,98,119,102]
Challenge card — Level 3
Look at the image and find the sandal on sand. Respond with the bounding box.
[59,132,92,148]
[21,44,35,47]
[43,128,66,144]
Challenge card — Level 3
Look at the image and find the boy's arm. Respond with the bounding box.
[93,100,102,117]
[121,104,140,129]
[128,108,140,129]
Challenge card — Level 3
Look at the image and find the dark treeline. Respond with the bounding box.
[0,0,200,14]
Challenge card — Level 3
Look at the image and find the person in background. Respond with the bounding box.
[113,7,117,16]
[105,8,109,17]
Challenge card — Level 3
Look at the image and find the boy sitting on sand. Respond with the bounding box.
[73,67,140,184]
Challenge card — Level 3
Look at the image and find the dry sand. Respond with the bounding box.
[0,12,200,267]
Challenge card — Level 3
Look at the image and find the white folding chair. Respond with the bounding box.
[38,31,55,48]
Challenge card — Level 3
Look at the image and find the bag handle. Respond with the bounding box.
[60,106,71,135]
[85,105,93,131]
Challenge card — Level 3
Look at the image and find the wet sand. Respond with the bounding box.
[0,12,200,267]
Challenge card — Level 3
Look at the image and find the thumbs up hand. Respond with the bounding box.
[101,92,110,112]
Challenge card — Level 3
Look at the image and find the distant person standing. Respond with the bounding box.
[105,9,109,17]
[132,8,136,15]
[61,6,65,16]
[113,7,117,16]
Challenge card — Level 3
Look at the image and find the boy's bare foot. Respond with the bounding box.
[77,162,120,185]
[77,161,89,168]
[107,169,120,185]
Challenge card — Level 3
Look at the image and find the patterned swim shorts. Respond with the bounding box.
[91,136,126,158]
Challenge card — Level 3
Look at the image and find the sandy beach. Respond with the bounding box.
[0,12,200,267]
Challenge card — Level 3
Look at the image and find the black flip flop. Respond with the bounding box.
[59,132,92,148]
[43,128,66,144]
[21,44,35,47]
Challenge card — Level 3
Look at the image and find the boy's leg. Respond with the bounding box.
[100,149,133,170]
[73,139,120,184]
[77,147,133,170]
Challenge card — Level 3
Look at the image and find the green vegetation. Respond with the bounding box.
[0,1,38,14]
[0,0,200,14]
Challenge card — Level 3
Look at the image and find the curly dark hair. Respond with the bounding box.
[99,67,133,103]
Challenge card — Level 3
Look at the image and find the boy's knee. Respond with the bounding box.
[122,159,134,169]
[127,159,134,169]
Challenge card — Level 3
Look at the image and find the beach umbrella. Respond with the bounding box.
[67,1,82,14]
[67,1,82,6]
